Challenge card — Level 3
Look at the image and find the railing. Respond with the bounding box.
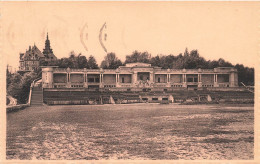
[28,77,42,105]
[103,69,116,72]
[154,83,167,87]
[241,82,254,93]
[86,69,100,72]
[201,69,214,73]
[120,83,132,87]
[218,82,230,87]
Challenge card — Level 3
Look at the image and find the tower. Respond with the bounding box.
[43,33,53,56]
[42,33,57,61]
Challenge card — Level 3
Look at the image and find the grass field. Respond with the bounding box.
[6,103,254,160]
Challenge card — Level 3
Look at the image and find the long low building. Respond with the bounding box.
[42,62,238,90]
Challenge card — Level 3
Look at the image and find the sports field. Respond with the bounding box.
[6,103,254,160]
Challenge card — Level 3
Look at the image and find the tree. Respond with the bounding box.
[184,47,189,57]
[150,54,177,69]
[101,52,123,69]
[57,52,89,69]
[87,55,99,69]
[7,72,37,104]
[6,66,12,89]
[125,51,151,64]
[78,54,88,68]
[217,58,233,67]
[235,64,254,86]
[150,55,161,67]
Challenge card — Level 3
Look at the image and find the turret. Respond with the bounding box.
[42,33,53,57]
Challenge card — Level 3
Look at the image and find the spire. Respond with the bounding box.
[43,32,53,56]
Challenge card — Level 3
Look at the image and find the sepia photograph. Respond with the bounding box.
[1,1,259,162]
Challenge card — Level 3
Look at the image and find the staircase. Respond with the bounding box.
[30,86,43,106]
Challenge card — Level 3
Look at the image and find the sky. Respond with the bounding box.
[2,1,259,72]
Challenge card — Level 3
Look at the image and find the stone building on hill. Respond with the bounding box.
[18,33,57,72]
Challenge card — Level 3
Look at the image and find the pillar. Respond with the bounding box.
[229,72,238,87]
[116,73,120,87]
[149,72,154,88]
[214,74,219,87]
[99,73,104,88]
[67,73,71,88]
[132,72,138,87]
[84,73,88,88]
[149,72,154,83]
[167,74,171,87]
[182,74,187,88]
[42,67,54,88]
[198,74,202,87]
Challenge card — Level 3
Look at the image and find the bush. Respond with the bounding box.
[7,72,38,104]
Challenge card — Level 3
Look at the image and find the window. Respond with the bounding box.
[140,75,143,80]
[187,78,193,82]
[95,78,100,83]
[158,77,160,83]
[152,98,158,101]
[88,78,94,82]
[142,98,148,101]
[162,98,168,101]
[122,77,125,83]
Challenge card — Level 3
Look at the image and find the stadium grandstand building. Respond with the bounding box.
[39,63,255,105]
[42,62,238,90]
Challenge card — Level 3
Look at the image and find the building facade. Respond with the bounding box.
[19,33,57,72]
[42,62,238,89]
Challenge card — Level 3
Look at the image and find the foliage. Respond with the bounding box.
[101,53,123,69]
[40,51,99,69]
[87,55,99,69]
[125,51,151,64]
[234,64,254,86]
[7,72,38,104]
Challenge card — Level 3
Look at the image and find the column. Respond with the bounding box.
[67,73,71,88]
[99,73,104,88]
[132,72,138,87]
[84,73,88,88]
[149,72,154,87]
[167,74,171,87]
[214,74,219,87]
[116,73,120,87]
[182,74,187,87]
[47,67,54,88]
[229,72,238,87]
[198,74,202,87]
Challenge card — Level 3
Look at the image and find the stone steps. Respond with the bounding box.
[30,87,43,106]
